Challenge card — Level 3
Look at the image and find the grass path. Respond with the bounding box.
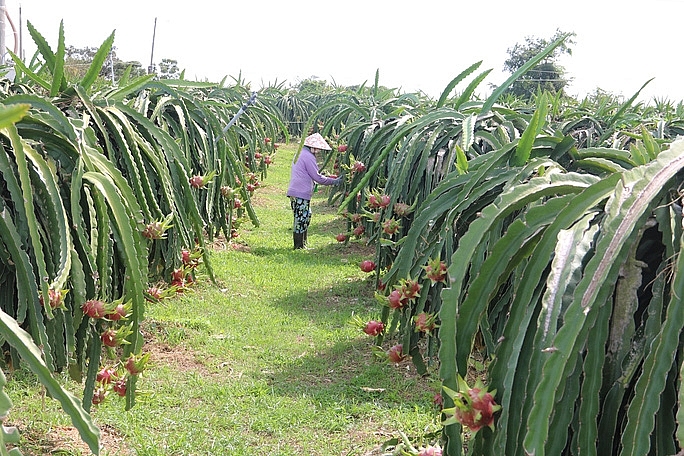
[11,143,439,456]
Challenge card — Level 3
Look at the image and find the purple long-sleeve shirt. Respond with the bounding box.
[286,146,338,200]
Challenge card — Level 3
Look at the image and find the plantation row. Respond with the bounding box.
[1,25,683,456]
[0,21,287,454]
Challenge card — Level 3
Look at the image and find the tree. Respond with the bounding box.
[158,58,180,79]
[110,53,146,81]
[64,45,98,81]
[64,45,147,84]
[502,29,575,99]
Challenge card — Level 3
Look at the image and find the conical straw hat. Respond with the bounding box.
[304,133,331,150]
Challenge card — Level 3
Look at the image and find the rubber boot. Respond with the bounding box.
[293,232,305,250]
[302,230,308,249]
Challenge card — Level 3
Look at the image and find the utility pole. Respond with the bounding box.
[148,17,157,74]
[0,0,6,65]
[18,4,21,60]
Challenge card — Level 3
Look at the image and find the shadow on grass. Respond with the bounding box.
[260,279,438,415]
[274,273,378,317]
[265,335,437,413]
[308,216,351,237]
[246,241,374,263]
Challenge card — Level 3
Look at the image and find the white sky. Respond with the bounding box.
[3,0,684,103]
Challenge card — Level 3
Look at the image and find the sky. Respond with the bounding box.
[2,0,684,103]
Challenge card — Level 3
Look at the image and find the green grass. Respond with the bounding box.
[5,143,440,456]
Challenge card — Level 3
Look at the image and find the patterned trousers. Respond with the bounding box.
[290,197,312,234]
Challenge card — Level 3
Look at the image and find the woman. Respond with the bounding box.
[287,133,342,249]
